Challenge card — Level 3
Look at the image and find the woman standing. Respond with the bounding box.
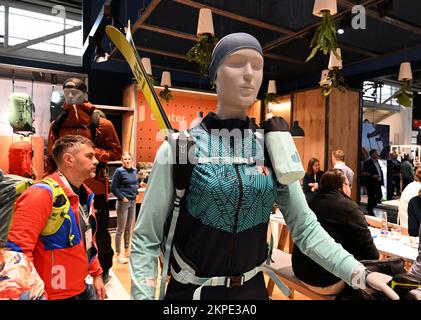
[111,152,138,264]
[303,158,324,201]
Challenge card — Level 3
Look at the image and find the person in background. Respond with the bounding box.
[408,187,421,237]
[111,152,138,264]
[363,149,384,216]
[302,157,324,202]
[292,169,379,295]
[388,152,401,199]
[398,168,421,228]
[5,135,105,299]
[401,154,415,191]
[332,149,354,189]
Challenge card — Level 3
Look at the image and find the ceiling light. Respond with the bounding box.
[337,28,344,34]
[290,121,305,138]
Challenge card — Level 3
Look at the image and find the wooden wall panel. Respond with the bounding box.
[270,95,291,126]
[328,88,361,201]
[247,100,262,124]
[122,112,134,155]
[292,88,327,172]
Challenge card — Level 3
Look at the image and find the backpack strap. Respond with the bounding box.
[52,111,69,138]
[52,109,104,144]
[35,178,75,246]
[159,130,197,300]
[90,109,105,145]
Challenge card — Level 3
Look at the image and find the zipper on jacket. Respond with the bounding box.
[228,163,243,274]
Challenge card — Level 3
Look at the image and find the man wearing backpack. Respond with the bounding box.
[6,135,106,299]
[46,78,122,283]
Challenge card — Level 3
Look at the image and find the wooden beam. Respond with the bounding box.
[340,43,380,57]
[173,0,293,35]
[133,0,162,32]
[264,53,304,65]
[263,0,385,52]
[136,46,188,61]
[338,0,421,36]
[140,24,197,41]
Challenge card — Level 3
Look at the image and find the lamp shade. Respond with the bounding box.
[141,57,152,75]
[313,0,337,17]
[197,8,214,36]
[328,48,342,70]
[290,121,305,137]
[160,71,171,87]
[267,80,277,94]
[398,62,413,81]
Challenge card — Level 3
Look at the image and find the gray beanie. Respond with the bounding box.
[208,32,263,86]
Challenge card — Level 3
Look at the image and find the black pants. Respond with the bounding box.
[94,195,114,274]
[366,183,383,215]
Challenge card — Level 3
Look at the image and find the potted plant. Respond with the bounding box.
[186,33,218,77]
[394,80,413,107]
[159,85,173,104]
[394,62,414,107]
[320,68,346,96]
[307,0,339,62]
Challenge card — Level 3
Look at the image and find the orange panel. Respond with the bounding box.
[136,88,217,162]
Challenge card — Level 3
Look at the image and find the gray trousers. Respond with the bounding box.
[115,199,136,254]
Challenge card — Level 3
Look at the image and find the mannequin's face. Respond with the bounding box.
[215,48,263,115]
[63,83,86,105]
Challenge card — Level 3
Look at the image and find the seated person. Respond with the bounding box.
[408,187,421,237]
[292,169,379,295]
[302,157,324,202]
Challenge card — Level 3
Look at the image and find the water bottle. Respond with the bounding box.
[380,211,388,236]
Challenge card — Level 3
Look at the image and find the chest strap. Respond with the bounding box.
[170,246,291,300]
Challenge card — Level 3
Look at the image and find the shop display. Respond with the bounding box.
[8,141,34,178]
[8,92,35,133]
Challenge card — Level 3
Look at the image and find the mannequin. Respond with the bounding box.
[46,77,122,282]
[130,33,398,300]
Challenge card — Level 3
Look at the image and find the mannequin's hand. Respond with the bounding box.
[366,272,400,300]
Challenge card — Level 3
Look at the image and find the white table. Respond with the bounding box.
[369,227,419,262]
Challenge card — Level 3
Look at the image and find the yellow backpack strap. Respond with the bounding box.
[38,178,75,246]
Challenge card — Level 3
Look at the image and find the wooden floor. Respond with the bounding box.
[109,231,311,300]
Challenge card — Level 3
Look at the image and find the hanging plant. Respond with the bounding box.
[394,79,414,107]
[186,33,218,77]
[263,93,279,107]
[306,10,340,62]
[320,67,346,96]
[159,85,173,104]
[147,74,157,86]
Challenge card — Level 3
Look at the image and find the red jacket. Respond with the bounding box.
[6,172,103,300]
[46,102,122,195]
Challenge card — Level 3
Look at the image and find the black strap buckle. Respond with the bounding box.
[225,275,245,288]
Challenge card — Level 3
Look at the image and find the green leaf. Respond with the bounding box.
[306,44,320,62]
[306,10,338,62]
[186,33,218,76]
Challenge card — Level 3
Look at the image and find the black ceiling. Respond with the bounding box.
[100,0,421,94]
